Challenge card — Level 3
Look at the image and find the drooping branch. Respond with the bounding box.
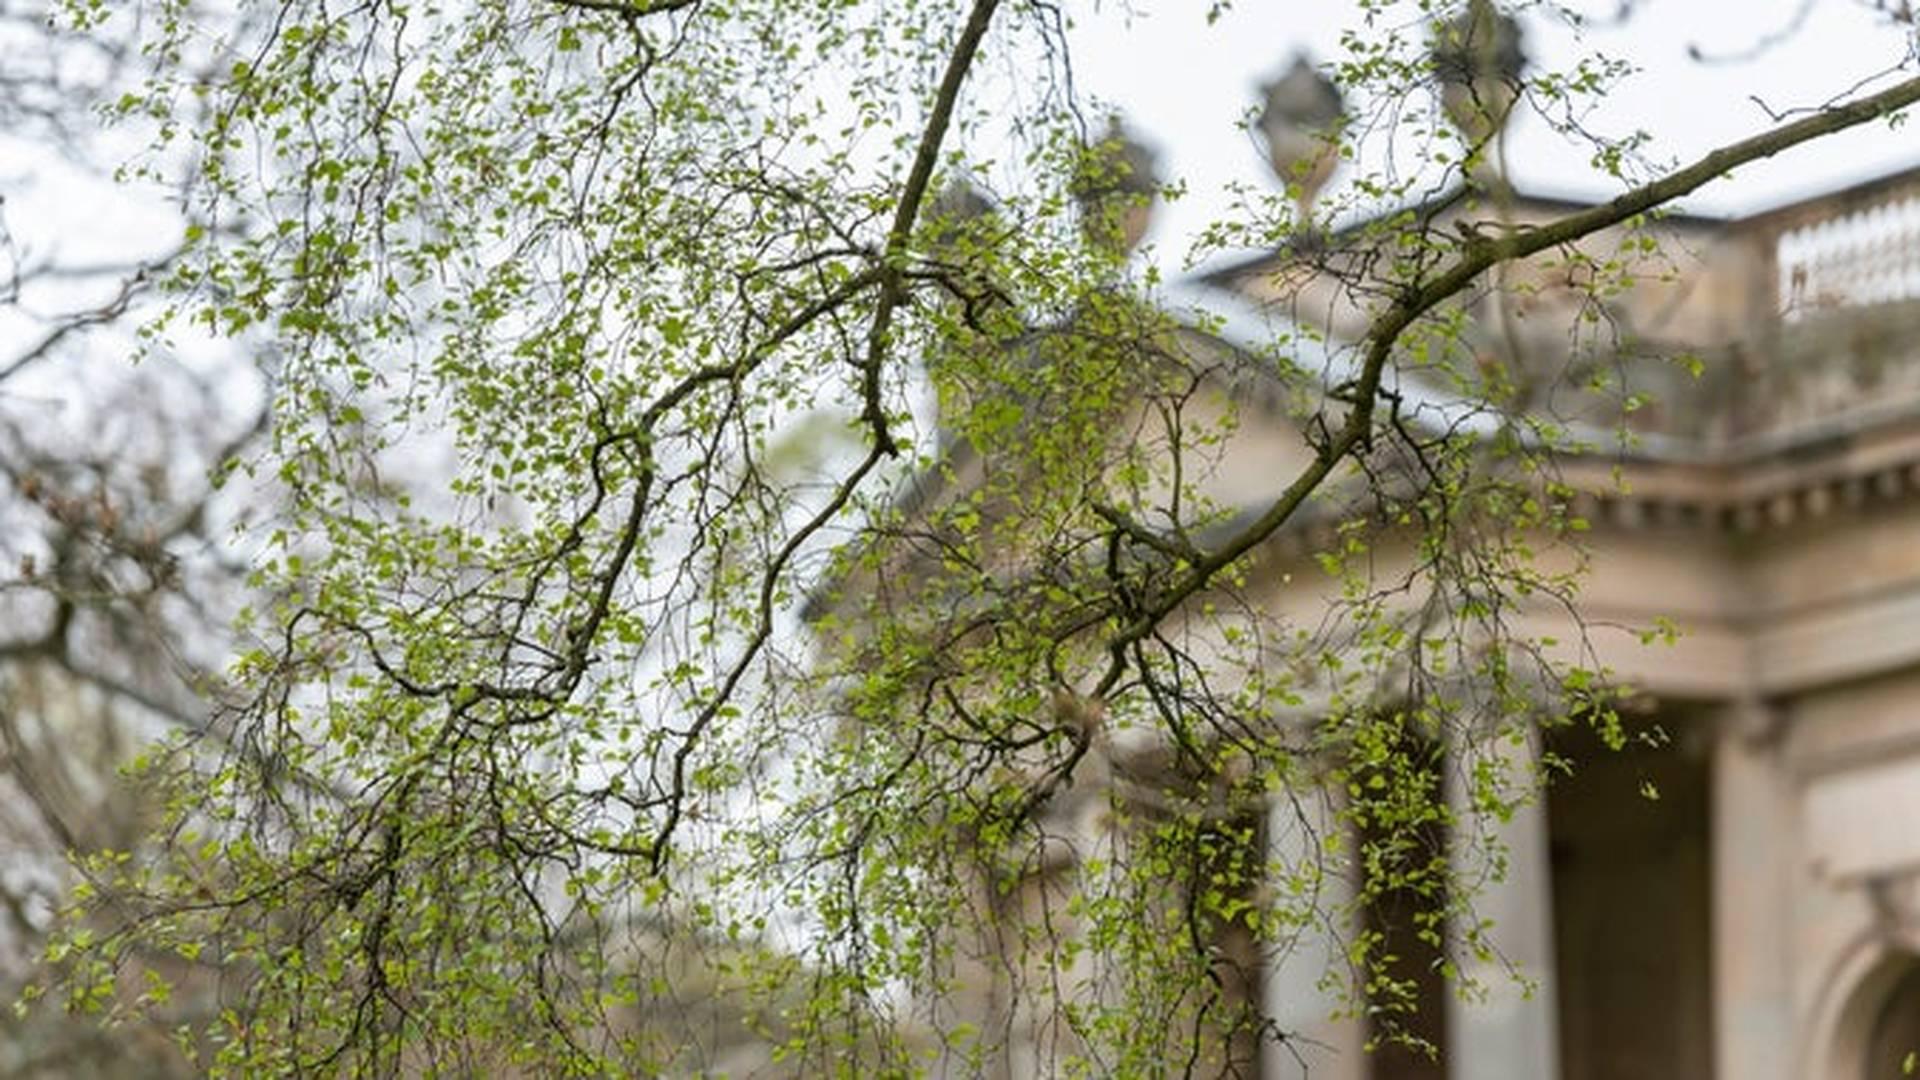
[648,0,1009,865]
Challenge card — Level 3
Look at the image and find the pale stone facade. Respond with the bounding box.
[827,67,1920,1071]
[1199,163,1920,1078]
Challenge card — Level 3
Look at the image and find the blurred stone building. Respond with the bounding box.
[822,16,1920,1073]
[955,50,1920,1080]
[1208,147,1920,1080]
[880,154,1920,1077]
[1165,31,1920,1077]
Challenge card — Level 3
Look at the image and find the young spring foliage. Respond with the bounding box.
[32,0,1920,1074]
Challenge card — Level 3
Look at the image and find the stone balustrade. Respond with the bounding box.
[1776,185,1920,321]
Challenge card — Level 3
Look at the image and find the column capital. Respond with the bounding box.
[1715,695,1785,745]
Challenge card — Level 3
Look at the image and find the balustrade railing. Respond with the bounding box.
[1776,187,1920,320]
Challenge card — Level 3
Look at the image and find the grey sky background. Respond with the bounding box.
[7,2,1916,305]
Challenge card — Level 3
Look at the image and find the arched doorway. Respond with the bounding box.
[1818,947,1920,1079]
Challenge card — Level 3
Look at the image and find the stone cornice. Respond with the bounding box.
[1565,412,1920,535]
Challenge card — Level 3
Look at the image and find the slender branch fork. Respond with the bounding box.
[648,0,1008,868]
[385,0,1014,868]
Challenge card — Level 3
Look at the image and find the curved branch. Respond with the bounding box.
[1094,70,1920,687]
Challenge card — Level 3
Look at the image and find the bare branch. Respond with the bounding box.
[1099,71,1920,691]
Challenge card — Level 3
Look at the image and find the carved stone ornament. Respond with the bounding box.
[1256,55,1346,214]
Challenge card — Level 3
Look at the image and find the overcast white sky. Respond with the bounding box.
[7,0,1917,350]
[8,3,1915,280]
[1064,0,1920,272]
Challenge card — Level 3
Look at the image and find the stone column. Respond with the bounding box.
[1446,727,1561,1080]
[1711,700,1793,1080]
[1264,786,1366,1080]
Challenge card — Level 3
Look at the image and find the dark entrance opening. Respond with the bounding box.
[1547,719,1713,1080]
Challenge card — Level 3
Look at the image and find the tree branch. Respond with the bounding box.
[857,0,1005,456]
[1094,70,1920,695]
[547,0,698,16]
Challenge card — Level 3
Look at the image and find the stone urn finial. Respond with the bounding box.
[1072,116,1159,257]
[1432,0,1527,157]
[923,179,996,255]
[1257,55,1345,219]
